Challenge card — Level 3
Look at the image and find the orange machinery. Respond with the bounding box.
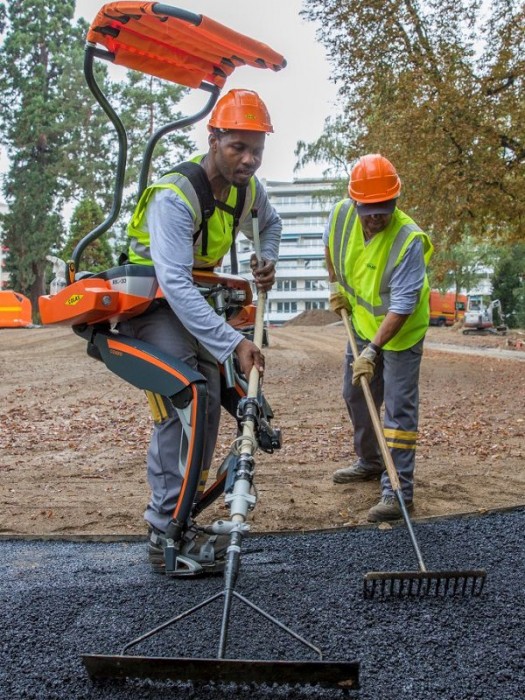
[0,290,32,328]
[429,290,467,327]
[39,1,285,332]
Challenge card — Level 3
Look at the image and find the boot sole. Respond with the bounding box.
[333,472,383,484]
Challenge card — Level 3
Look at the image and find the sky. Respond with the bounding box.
[74,0,340,182]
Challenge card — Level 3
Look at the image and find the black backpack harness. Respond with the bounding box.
[165,161,247,273]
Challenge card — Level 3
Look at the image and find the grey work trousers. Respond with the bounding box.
[119,306,221,532]
[343,329,424,500]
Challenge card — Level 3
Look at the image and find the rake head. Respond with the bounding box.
[82,654,359,689]
[364,569,486,599]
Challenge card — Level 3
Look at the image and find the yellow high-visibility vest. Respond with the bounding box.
[127,156,255,268]
[328,200,434,350]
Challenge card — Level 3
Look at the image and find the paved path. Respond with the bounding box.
[2,508,524,699]
[426,341,525,361]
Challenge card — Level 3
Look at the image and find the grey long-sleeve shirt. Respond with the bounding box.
[148,176,281,363]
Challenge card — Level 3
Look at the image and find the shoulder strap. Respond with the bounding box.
[232,186,247,229]
[164,161,215,256]
[214,186,246,227]
[215,185,247,274]
[164,161,248,265]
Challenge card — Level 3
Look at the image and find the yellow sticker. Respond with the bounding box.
[65,294,83,306]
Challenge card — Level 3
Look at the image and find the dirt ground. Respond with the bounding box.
[1,319,524,537]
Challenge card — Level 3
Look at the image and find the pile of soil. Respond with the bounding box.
[0,324,523,537]
[283,308,340,326]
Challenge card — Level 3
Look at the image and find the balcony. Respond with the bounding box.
[269,289,329,303]
[271,201,334,216]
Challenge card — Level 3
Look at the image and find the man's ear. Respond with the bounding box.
[208,132,218,151]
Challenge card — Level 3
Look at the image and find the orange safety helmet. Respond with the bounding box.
[208,89,273,133]
[349,154,401,204]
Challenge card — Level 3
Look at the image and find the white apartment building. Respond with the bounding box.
[223,178,339,325]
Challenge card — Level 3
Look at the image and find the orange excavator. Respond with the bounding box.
[38,2,358,690]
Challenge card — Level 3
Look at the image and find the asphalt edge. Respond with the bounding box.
[1,503,523,542]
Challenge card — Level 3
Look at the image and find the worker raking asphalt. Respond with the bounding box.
[2,507,523,700]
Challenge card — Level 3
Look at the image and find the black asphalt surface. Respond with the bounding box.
[2,508,524,700]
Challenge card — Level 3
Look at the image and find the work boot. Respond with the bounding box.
[367,495,413,522]
[333,459,384,484]
[148,523,229,577]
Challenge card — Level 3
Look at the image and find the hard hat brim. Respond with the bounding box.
[354,199,397,216]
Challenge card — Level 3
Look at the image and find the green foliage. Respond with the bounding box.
[428,234,494,294]
[0,0,79,310]
[491,243,525,328]
[56,37,116,211]
[295,115,357,179]
[300,0,524,246]
[110,71,195,249]
[515,286,525,328]
[118,71,195,192]
[74,70,197,256]
[61,199,114,273]
[2,175,64,295]
[0,1,196,304]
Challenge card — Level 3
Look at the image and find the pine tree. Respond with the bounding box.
[0,0,83,308]
[61,199,114,273]
[109,72,195,251]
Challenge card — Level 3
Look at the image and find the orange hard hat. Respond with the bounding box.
[349,154,401,204]
[208,89,273,133]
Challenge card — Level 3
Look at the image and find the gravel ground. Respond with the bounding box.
[2,509,524,700]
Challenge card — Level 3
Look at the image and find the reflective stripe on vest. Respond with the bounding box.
[329,200,433,350]
[332,199,357,297]
[332,203,425,315]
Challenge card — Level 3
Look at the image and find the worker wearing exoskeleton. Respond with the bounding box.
[325,154,433,522]
[118,90,281,575]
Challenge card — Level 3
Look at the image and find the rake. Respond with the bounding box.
[340,309,486,600]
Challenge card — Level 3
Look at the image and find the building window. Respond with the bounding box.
[305,280,321,290]
[305,301,326,310]
[276,302,298,313]
[276,280,297,291]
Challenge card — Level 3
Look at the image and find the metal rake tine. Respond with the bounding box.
[476,573,486,596]
[474,574,484,595]
[400,579,408,596]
